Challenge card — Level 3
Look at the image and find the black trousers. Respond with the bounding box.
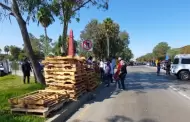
[23,73,30,84]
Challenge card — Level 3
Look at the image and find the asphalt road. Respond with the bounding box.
[67,66,190,122]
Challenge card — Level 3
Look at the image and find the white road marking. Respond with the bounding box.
[169,86,190,101]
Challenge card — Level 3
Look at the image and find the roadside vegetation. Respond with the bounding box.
[0,75,45,122]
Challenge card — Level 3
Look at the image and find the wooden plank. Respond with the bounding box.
[11,99,68,117]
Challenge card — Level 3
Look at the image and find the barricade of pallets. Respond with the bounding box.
[85,69,98,91]
[8,90,69,117]
[8,56,99,117]
[43,56,87,100]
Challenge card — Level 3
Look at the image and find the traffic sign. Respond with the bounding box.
[82,40,93,51]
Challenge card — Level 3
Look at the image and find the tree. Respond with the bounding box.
[0,48,1,54]
[0,1,46,85]
[9,45,22,60]
[52,35,62,56]
[167,48,180,61]
[180,45,190,54]
[51,0,109,55]
[4,45,9,55]
[39,35,53,56]
[80,18,131,60]
[37,6,54,57]
[153,42,170,60]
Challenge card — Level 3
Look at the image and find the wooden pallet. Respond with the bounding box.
[8,91,68,106]
[42,60,83,65]
[46,82,86,89]
[69,90,87,100]
[44,56,85,61]
[45,76,83,81]
[11,99,68,117]
[46,85,86,91]
[44,67,82,72]
[47,71,86,76]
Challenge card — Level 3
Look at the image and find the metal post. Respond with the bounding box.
[106,31,109,58]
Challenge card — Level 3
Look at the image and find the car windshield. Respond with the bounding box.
[173,58,179,64]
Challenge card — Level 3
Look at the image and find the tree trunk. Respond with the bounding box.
[44,27,48,57]
[62,20,68,55]
[12,0,45,85]
[61,3,69,56]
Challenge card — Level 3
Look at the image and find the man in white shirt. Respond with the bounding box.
[99,59,104,82]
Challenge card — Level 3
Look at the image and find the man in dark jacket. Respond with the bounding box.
[119,60,127,90]
[22,58,31,84]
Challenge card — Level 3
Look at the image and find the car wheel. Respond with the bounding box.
[179,71,190,81]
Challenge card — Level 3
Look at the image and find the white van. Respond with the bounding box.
[171,54,190,81]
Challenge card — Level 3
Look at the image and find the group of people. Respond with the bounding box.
[99,57,127,90]
[156,59,171,76]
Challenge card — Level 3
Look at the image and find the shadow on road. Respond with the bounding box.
[107,115,158,122]
[72,115,158,122]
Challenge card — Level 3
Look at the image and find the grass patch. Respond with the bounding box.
[0,75,45,122]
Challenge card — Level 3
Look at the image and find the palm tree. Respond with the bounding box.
[4,46,9,55]
[37,6,54,57]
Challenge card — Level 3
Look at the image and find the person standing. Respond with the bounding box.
[166,59,171,75]
[104,60,111,87]
[114,57,122,89]
[99,59,104,82]
[110,59,114,83]
[111,56,116,72]
[157,60,161,76]
[119,60,127,90]
[21,58,31,84]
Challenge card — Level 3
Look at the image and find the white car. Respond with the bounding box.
[171,54,190,81]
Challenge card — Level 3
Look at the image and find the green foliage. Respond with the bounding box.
[9,45,22,60]
[167,48,180,61]
[39,35,53,57]
[79,18,132,60]
[153,42,170,60]
[180,45,190,54]
[50,0,109,55]
[0,48,2,54]
[52,35,62,56]
[11,60,19,70]
[136,53,154,62]
[37,5,54,28]
[4,46,9,54]
[0,75,45,122]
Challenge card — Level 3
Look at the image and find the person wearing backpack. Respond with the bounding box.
[104,60,111,87]
[119,60,127,90]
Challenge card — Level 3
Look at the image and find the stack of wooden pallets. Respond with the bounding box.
[8,90,68,117]
[43,56,87,100]
[86,69,98,91]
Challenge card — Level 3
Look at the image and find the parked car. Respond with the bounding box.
[171,54,190,81]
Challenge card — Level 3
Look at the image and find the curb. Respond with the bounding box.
[169,85,190,101]
[46,83,104,122]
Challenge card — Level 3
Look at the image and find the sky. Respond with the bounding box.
[0,0,190,58]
